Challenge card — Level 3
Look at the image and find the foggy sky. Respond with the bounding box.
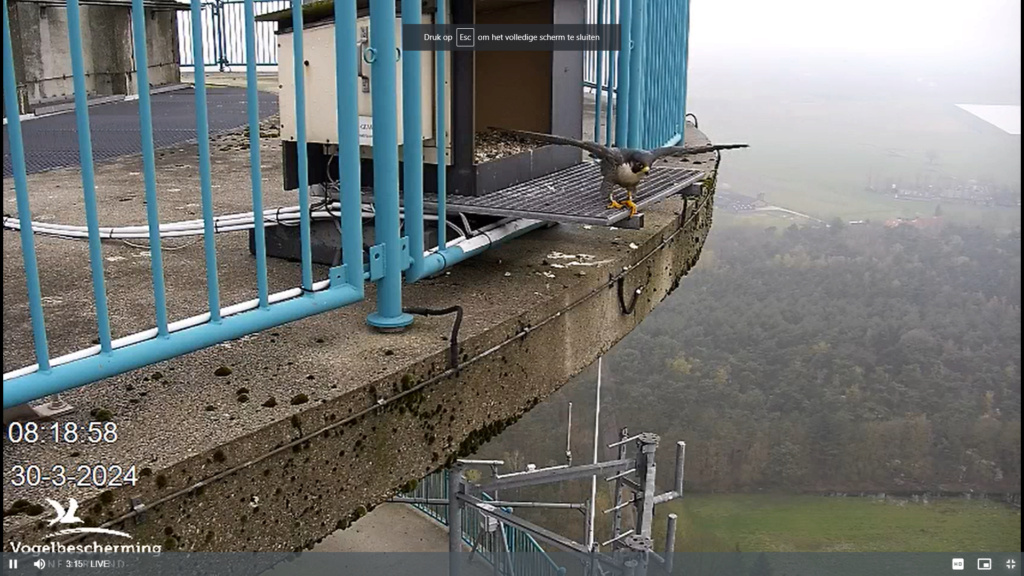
[689,0,1021,69]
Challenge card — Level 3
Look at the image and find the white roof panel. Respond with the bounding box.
[955,104,1022,135]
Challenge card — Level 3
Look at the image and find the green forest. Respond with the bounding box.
[481,219,1021,497]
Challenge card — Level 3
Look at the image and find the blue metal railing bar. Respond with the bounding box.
[177,0,289,68]
[132,0,171,336]
[2,283,363,408]
[406,469,565,576]
[2,0,51,371]
[680,0,691,147]
[244,0,271,308]
[336,0,366,292]
[584,0,615,97]
[68,0,114,352]
[633,0,688,149]
[290,0,314,291]
[224,0,291,66]
[435,0,447,254]
[366,0,413,328]
[604,0,617,147]
[625,0,643,149]
[585,0,617,148]
[1,0,369,408]
[403,0,427,282]
[213,0,226,71]
[593,0,605,144]
[191,0,224,321]
[614,0,632,147]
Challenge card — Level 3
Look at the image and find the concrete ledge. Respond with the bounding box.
[26,84,192,117]
[2,124,719,552]
[31,94,127,116]
[149,83,193,95]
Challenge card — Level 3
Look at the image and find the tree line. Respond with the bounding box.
[482,221,1022,497]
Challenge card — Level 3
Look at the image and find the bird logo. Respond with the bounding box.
[46,498,84,527]
[41,498,133,540]
[494,128,748,218]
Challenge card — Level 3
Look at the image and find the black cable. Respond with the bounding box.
[616,276,643,315]
[403,306,463,371]
[686,112,699,129]
[275,206,297,227]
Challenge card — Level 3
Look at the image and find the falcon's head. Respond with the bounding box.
[627,151,655,175]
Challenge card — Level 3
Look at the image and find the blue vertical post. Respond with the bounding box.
[67,0,113,351]
[680,0,691,145]
[291,0,314,291]
[221,0,230,69]
[593,0,604,142]
[626,0,644,149]
[402,0,425,281]
[131,0,170,335]
[367,0,413,330]
[191,0,222,320]
[640,3,651,146]
[243,0,269,307]
[614,0,632,147]
[335,0,364,293]
[210,2,219,67]
[641,2,651,145]
[3,0,50,370]
[435,0,447,251]
[604,0,616,146]
[210,1,219,68]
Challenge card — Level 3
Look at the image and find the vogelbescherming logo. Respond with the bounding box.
[43,498,133,540]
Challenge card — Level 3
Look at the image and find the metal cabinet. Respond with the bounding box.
[277,15,443,149]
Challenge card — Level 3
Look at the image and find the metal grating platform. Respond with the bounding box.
[426,163,704,227]
[2,87,278,177]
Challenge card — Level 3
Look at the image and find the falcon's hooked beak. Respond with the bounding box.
[641,165,650,173]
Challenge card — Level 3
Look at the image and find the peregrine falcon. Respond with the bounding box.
[499,128,749,217]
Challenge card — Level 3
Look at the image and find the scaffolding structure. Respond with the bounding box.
[395,429,686,576]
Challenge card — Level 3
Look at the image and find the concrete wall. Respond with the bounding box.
[6,2,181,113]
[134,8,181,91]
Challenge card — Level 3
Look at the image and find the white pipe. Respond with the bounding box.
[449,218,543,254]
[587,356,603,551]
[3,206,466,240]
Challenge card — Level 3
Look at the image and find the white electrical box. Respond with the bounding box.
[277,15,447,153]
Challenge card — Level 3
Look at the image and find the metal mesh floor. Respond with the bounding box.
[3,87,278,177]
[427,163,704,226]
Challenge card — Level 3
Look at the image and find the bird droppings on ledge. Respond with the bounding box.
[474,129,536,164]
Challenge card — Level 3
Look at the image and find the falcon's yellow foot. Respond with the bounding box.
[623,199,639,218]
[607,199,624,210]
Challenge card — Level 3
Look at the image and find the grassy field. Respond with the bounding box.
[653,494,1021,553]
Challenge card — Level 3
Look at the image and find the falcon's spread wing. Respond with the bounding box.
[495,128,622,163]
[649,143,749,162]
